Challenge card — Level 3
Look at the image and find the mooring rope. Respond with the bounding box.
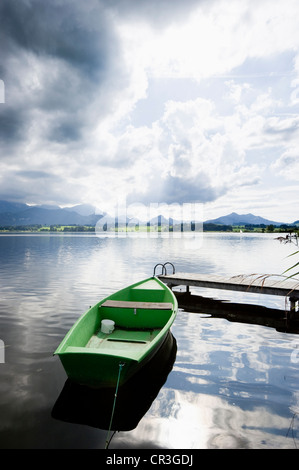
[105,362,125,449]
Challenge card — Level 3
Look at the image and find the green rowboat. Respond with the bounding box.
[54,276,177,387]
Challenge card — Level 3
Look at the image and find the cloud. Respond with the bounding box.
[127,173,226,206]
[108,0,201,26]
[0,0,298,222]
[272,148,299,181]
[125,96,264,206]
[0,0,113,77]
[0,0,126,151]
[117,0,299,80]
[264,116,299,139]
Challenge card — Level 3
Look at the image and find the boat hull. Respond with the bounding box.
[52,333,177,431]
[57,330,170,388]
[54,276,177,387]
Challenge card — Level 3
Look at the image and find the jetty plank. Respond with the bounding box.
[158,272,299,298]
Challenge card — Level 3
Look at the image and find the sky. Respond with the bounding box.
[0,0,299,222]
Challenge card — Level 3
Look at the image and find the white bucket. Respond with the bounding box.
[101,319,115,334]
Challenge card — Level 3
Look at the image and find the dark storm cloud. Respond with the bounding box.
[0,0,242,211]
[127,173,226,206]
[0,0,204,149]
[0,106,25,142]
[16,170,56,179]
[0,167,64,202]
[108,0,204,26]
[48,118,83,143]
[0,0,122,150]
[0,0,112,79]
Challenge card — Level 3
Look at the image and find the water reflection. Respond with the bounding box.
[52,333,177,439]
[177,292,299,334]
[111,314,299,449]
[111,387,299,449]
[1,233,299,448]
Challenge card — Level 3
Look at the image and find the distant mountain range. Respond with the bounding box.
[204,212,286,226]
[0,200,103,226]
[0,201,297,227]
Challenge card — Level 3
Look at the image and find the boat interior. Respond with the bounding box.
[87,279,174,350]
[60,278,175,353]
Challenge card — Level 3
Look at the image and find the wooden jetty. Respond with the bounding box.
[158,272,299,320]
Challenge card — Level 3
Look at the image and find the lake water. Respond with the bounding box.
[0,232,298,449]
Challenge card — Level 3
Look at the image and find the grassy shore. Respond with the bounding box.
[0,223,298,234]
[0,225,95,233]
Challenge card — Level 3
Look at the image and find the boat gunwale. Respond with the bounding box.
[54,276,177,362]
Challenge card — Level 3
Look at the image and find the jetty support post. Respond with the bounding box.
[159,272,299,319]
[167,282,190,295]
[289,296,299,321]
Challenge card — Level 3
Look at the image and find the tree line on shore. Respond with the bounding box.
[0,223,298,233]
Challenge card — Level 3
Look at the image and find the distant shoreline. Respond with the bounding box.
[0,223,298,234]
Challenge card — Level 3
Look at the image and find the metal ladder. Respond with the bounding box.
[153,262,175,277]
